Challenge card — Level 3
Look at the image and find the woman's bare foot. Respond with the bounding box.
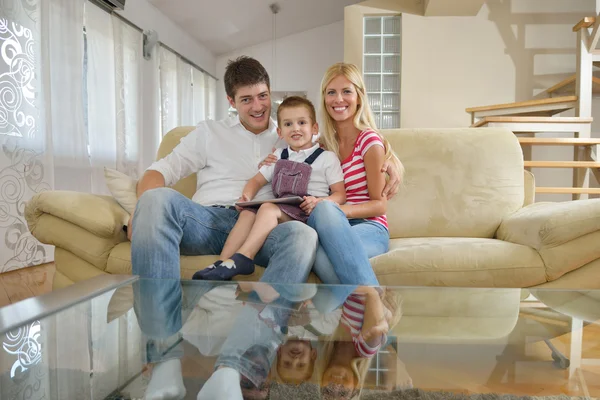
[238,282,280,303]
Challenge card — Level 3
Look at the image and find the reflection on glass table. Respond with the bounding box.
[0,276,598,399]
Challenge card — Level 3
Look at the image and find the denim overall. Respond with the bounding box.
[271,147,324,222]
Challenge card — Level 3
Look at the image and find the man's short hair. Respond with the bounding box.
[224,56,270,100]
[276,96,317,127]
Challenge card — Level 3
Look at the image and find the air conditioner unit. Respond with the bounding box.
[89,0,126,11]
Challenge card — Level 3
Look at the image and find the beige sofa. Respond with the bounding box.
[25,127,600,291]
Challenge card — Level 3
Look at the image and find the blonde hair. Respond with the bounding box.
[316,289,404,399]
[319,62,404,181]
[317,325,372,399]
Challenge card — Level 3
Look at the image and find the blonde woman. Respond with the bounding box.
[308,62,404,311]
[318,287,403,399]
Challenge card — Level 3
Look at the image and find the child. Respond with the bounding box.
[275,339,318,385]
[193,96,346,281]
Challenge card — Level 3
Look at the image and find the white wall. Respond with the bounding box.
[116,0,217,169]
[215,21,345,120]
[399,0,597,201]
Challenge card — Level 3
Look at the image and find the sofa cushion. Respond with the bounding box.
[371,237,546,287]
[106,242,321,282]
[382,128,524,239]
[104,167,137,216]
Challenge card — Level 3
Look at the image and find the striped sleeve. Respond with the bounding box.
[358,130,385,158]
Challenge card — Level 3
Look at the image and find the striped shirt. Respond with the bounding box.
[340,293,386,358]
[341,129,388,228]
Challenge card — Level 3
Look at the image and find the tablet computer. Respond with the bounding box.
[235,196,304,208]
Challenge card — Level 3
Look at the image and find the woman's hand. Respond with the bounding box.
[258,148,278,168]
[381,160,402,200]
[300,196,321,215]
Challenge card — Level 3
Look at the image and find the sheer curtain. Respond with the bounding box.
[159,46,217,136]
[0,0,88,272]
[86,6,142,193]
[42,0,90,193]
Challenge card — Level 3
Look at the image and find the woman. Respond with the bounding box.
[308,62,404,311]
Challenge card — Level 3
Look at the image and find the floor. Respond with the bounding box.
[1,263,599,398]
[0,262,54,306]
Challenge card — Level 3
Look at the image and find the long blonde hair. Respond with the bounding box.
[319,63,404,180]
[316,289,404,399]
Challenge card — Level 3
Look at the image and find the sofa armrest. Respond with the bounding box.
[26,191,130,239]
[496,199,600,250]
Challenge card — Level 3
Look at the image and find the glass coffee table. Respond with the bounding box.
[0,275,598,399]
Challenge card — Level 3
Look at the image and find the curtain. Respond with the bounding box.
[159,46,178,136]
[159,45,217,136]
[42,0,89,193]
[85,4,116,194]
[192,67,206,123]
[112,15,142,179]
[0,0,83,272]
[177,56,193,126]
[86,7,143,194]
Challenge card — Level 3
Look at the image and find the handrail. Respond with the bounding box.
[573,16,596,32]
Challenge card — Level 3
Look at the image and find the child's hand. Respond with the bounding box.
[300,196,321,215]
[235,194,251,211]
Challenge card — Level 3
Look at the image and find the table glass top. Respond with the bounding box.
[0,276,598,399]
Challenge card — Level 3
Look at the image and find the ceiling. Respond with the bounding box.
[147,0,362,55]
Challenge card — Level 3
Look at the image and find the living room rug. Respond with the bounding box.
[266,384,589,400]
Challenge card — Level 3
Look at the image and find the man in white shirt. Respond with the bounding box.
[128,56,400,400]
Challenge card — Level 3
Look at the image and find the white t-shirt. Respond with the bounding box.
[259,144,344,198]
[147,116,285,206]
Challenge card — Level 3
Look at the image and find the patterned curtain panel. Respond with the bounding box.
[0,0,54,272]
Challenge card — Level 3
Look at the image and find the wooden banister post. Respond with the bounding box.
[575,28,593,199]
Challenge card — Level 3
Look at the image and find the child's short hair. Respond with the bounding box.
[276,96,317,127]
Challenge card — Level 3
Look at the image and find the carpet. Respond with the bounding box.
[266,384,588,400]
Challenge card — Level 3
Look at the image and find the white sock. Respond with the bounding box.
[197,367,243,400]
[144,359,186,400]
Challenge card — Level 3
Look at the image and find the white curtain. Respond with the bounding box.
[160,45,217,136]
[192,68,206,122]
[177,57,193,126]
[86,6,143,193]
[0,0,144,271]
[0,0,87,272]
[42,0,90,193]
[112,15,142,179]
[159,46,178,136]
[85,4,117,194]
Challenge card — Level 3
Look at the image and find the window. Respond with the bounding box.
[363,16,401,129]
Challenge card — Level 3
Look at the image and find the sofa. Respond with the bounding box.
[25,126,600,291]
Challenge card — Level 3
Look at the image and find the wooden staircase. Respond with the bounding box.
[466,15,600,200]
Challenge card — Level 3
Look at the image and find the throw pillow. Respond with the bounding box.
[104,167,137,215]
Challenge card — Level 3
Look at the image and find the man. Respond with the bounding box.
[129,56,400,400]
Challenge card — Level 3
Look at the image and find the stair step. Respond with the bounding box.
[466,96,577,119]
[518,138,600,146]
[544,75,600,97]
[472,116,593,129]
[524,161,600,168]
[536,187,600,194]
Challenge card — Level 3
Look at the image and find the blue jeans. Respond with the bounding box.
[307,201,389,312]
[131,188,318,362]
